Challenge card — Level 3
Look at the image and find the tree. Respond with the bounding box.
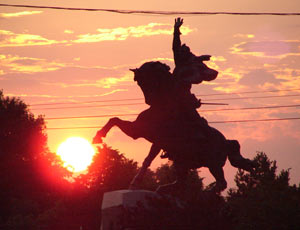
[155,163,203,188]
[123,163,227,230]
[226,152,300,230]
[77,144,143,191]
[0,90,70,229]
[68,144,157,229]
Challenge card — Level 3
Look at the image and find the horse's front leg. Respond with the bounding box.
[93,117,138,144]
[129,144,161,190]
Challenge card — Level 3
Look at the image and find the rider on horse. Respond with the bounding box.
[172,17,218,119]
[92,18,256,193]
[164,17,219,148]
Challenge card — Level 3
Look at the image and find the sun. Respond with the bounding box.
[57,137,96,173]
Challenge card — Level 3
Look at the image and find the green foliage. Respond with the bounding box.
[227,152,300,230]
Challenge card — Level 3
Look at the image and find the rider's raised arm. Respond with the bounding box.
[173,18,183,67]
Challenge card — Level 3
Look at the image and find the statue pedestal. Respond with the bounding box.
[100,189,223,230]
[101,190,157,230]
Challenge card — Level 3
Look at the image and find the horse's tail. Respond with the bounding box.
[226,140,256,172]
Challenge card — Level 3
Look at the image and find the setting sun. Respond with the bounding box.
[57,137,96,173]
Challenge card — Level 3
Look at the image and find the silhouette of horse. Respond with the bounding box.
[93,61,255,193]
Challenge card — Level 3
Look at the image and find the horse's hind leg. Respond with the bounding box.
[209,166,227,193]
[227,140,256,172]
[129,144,161,189]
[93,117,139,143]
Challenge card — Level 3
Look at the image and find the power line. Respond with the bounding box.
[201,104,300,112]
[210,117,300,124]
[30,98,144,106]
[31,102,145,110]
[196,88,300,97]
[204,94,300,102]
[45,104,300,120]
[29,88,300,107]
[46,117,300,130]
[46,113,139,120]
[31,94,300,110]
[1,4,300,16]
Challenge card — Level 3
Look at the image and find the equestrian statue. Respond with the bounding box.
[93,18,256,193]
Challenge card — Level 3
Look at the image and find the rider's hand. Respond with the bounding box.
[198,99,202,108]
[174,17,183,29]
[198,55,211,61]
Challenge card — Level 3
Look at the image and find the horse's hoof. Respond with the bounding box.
[243,159,258,173]
[92,135,103,144]
[92,129,106,144]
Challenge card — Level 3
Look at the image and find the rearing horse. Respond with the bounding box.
[93,61,255,193]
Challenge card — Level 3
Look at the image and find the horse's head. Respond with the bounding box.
[130,61,172,105]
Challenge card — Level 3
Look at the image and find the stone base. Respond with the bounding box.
[101,190,157,230]
[100,189,224,230]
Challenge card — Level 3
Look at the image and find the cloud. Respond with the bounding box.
[73,23,193,43]
[99,89,128,96]
[4,93,61,98]
[95,74,131,89]
[233,34,255,39]
[211,56,226,62]
[64,30,74,34]
[0,55,66,73]
[260,67,300,91]
[231,40,300,59]
[0,11,43,18]
[0,65,134,100]
[205,56,227,70]
[0,30,67,47]
[239,69,283,87]
[272,67,300,80]
[0,23,193,48]
[196,65,246,94]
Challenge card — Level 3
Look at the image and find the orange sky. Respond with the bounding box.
[1,0,300,188]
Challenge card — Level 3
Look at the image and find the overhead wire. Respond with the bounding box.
[196,88,300,97]
[46,117,300,130]
[211,117,300,124]
[203,94,300,102]
[31,93,300,110]
[1,4,300,16]
[29,88,300,107]
[45,104,300,120]
[31,102,145,110]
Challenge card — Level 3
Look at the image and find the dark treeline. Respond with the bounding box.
[0,90,299,230]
